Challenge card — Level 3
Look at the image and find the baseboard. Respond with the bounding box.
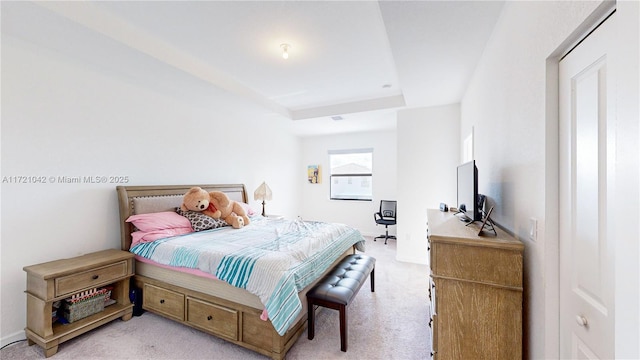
[395,253,428,265]
[1,330,26,349]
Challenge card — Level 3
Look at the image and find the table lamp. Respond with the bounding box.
[254,182,272,217]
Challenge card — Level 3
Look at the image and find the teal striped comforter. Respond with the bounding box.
[130,216,365,335]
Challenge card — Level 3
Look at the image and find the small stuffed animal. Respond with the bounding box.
[208,191,250,229]
[181,187,221,219]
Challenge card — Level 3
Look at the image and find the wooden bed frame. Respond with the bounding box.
[117,184,353,360]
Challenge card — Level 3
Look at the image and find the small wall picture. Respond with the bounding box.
[308,165,321,184]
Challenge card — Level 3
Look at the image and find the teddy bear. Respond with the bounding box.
[181,187,249,229]
[208,190,250,229]
[181,187,220,218]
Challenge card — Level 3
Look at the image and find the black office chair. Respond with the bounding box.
[374,200,397,245]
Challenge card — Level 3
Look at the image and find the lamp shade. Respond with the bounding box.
[254,182,273,201]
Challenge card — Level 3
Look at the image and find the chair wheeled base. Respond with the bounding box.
[374,229,396,245]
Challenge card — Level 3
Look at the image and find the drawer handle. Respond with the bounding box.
[207,315,213,321]
[160,299,165,304]
[92,275,99,280]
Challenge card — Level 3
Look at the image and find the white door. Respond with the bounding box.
[559,13,616,359]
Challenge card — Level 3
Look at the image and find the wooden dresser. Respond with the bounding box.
[427,209,524,360]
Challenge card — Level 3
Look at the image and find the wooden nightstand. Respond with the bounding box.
[23,249,134,357]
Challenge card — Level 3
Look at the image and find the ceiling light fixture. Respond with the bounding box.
[280,43,290,60]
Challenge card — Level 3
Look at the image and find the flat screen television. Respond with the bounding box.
[456,160,481,222]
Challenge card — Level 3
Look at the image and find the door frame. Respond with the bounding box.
[544,2,616,358]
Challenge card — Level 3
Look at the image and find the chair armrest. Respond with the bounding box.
[374,212,382,221]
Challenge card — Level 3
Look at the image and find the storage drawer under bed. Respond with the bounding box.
[187,297,238,340]
[143,283,185,321]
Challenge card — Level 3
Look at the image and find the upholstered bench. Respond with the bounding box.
[306,254,376,352]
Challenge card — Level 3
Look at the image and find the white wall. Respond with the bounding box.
[0,8,300,345]
[300,104,460,267]
[299,129,397,236]
[396,105,460,264]
[461,0,639,358]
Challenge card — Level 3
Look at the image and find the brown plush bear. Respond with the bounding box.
[208,191,250,229]
[181,187,249,229]
[181,187,216,216]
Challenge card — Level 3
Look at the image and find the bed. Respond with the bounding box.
[117,184,365,360]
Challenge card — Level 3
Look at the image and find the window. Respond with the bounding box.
[329,149,373,201]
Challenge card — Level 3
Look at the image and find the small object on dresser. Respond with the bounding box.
[478,206,497,236]
[439,203,448,212]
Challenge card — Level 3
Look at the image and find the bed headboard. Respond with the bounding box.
[116,184,248,251]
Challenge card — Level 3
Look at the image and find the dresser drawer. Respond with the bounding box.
[143,284,185,321]
[55,261,128,297]
[187,297,238,340]
[432,242,523,288]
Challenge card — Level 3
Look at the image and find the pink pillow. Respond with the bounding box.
[131,228,193,248]
[126,211,192,232]
[238,202,256,216]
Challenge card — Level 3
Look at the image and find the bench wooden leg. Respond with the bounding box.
[340,304,347,352]
[308,303,315,340]
[371,267,375,292]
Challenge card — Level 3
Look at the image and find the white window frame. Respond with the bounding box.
[328,148,373,201]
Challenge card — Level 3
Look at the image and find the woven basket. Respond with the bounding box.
[62,290,107,323]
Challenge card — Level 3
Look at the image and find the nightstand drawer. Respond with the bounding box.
[187,297,238,340]
[143,284,185,321]
[55,261,128,297]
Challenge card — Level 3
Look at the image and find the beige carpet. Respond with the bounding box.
[2,237,431,359]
